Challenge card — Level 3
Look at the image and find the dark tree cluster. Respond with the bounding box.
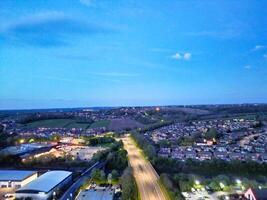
[88,136,115,146]
[106,149,128,172]
[119,167,138,200]
[131,131,156,160]
[153,157,267,177]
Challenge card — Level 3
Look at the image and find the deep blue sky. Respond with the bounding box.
[0,0,267,109]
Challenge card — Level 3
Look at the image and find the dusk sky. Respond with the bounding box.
[0,0,267,109]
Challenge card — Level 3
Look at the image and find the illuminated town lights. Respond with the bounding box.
[19,139,25,144]
[156,107,160,111]
[195,180,200,185]
[29,138,35,143]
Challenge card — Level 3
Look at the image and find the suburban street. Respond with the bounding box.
[122,136,168,200]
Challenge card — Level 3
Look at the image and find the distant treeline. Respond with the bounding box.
[0,133,17,148]
[154,157,267,177]
[139,120,174,133]
[207,104,267,113]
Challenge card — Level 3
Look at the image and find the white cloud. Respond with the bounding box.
[251,45,265,52]
[244,65,251,69]
[184,53,192,60]
[171,53,182,60]
[171,52,192,60]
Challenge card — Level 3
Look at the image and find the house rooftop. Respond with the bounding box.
[0,170,37,181]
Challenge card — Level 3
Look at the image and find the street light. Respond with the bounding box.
[236,179,242,185]
[195,180,200,185]
[53,191,56,200]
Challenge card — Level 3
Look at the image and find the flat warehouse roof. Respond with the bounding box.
[0,170,37,181]
[16,171,72,194]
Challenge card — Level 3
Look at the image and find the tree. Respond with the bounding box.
[106,149,128,171]
[208,181,220,191]
[204,128,218,139]
[111,170,119,180]
[91,169,106,184]
[144,144,156,160]
[119,167,138,200]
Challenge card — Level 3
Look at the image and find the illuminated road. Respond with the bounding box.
[122,136,168,200]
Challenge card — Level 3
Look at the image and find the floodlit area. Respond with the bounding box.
[33,145,106,161]
[60,145,106,161]
[18,143,106,162]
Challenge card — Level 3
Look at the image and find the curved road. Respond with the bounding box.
[122,136,168,200]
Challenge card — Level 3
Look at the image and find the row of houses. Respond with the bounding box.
[149,119,263,145]
[158,147,267,162]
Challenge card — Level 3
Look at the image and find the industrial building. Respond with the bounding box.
[15,170,72,200]
[0,170,37,189]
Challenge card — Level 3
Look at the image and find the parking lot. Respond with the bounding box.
[184,190,229,200]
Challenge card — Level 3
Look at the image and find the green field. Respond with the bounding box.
[64,121,91,129]
[90,120,110,128]
[25,119,91,129]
